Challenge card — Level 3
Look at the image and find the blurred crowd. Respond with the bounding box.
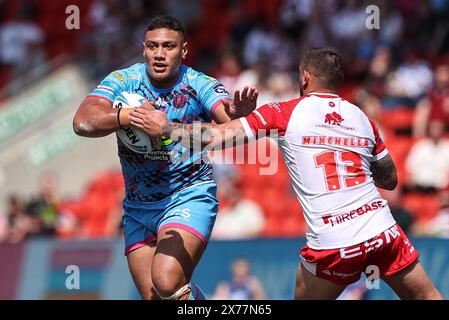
[1,0,449,242]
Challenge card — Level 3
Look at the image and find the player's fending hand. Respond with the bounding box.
[129,108,168,137]
[225,86,258,120]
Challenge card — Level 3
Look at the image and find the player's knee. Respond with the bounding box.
[140,288,160,300]
[152,273,185,298]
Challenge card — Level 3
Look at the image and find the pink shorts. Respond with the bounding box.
[300,224,419,286]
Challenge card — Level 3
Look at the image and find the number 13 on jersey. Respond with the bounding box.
[314,151,367,192]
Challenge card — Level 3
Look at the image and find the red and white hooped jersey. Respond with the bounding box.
[240,92,396,249]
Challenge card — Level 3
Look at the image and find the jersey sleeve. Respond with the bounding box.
[88,70,128,103]
[369,119,389,161]
[196,74,232,118]
[240,102,292,140]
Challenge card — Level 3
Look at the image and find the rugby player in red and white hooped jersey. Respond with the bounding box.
[130,48,444,300]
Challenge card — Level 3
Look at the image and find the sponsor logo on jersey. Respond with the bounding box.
[324,112,344,125]
[339,225,403,259]
[322,200,385,227]
[331,270,359,278]
[212,83,229,95]
[128,74,141,80]
[97,85,114,95]
[302,136,369,148]
[112,71,125,82]
[185,73,198,80]
[253,110,267,126]
[268,102,281,113]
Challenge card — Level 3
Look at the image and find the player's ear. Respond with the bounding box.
[182,42,188,60]
[302,69,311,88]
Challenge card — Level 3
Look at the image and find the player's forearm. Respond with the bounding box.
[162,121,215,148]
[161,120,248,150]
[73,105,132,138]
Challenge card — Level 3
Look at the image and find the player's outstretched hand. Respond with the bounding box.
[129,108,168,137]
[225,86,258,119]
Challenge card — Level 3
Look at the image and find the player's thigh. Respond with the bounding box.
[151,183,217,292]
[152,227,207,291]
[295,263,347,300]
[381,260,444,300]
[127,242,159,300]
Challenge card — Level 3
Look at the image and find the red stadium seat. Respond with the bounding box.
[387,136,416,163]
[402,193,440,222]
[380,107,415,132]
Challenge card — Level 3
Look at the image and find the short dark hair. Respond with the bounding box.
[301,48,344,89]
[145,15,186,40]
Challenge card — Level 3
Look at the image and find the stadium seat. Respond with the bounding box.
[387,136,416,163]
[380,107,415,133]
[402,193,440,222]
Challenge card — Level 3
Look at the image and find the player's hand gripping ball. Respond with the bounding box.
[113,92,154,154]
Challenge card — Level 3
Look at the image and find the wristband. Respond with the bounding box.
[117,108,124,129]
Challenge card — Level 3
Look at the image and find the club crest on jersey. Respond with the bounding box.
[173,92,189,109]
[324,112,344,126]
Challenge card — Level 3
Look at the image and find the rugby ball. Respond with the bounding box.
[112,92,153,154]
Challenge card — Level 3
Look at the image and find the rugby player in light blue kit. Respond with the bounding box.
[73,15,258,300]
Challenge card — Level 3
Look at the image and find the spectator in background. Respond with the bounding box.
[5,195,36,243]
[212,259,267,300]
[377,0,404,48]
[0,2,45,91]
[215,51,243,96]
[299,1,334,53]
[85,0,127,77]
[163,0,201,29]
[384,51,433,109]
[329,0,366,57]
[424,190,449,238]
[212,167,265,240]
[353,87,382,124]
[365,46,393,100]
[257,71,297,105]
[25,172,60,237]
[279,0,315,41]
[243,17,278,70]
[233,61,268,97]
[414,64,449,138]
[405,120,449,193]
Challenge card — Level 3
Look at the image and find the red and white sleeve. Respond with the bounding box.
[369,119,389,161]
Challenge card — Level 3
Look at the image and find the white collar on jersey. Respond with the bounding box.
[308,92,339,97]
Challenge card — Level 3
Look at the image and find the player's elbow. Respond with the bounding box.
[73,111,98,137]
[73,115,89,136]
[378,172,398,190]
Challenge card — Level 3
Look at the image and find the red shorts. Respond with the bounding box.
[300,224,419,286]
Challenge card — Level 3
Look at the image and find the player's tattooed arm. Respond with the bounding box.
[370,154,398,190]
[162,121,215,147]
[162,120,249,149]
[130,108,249,149]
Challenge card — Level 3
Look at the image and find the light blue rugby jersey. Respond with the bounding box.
[89,63,231,202]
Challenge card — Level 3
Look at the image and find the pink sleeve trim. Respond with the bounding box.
[87,94,114,104]
[210,98,233,115]
[124,234,157,255]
